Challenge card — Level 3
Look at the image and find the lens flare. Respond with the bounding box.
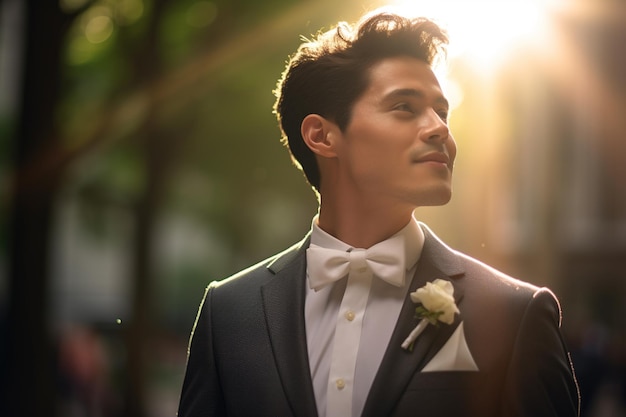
[386,0,561,70]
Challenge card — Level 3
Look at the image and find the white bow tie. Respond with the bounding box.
[306,234,406,291]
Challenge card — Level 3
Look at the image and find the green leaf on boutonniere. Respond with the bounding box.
[401,279,460,351]
[415,305,444,326]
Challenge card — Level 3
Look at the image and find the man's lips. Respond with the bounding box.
[413,152,450,165]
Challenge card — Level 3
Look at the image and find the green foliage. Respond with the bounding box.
[55,0,320,325]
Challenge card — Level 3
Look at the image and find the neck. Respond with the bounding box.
[317,195,414,249]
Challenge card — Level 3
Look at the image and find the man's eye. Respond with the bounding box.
[393,103,413,113]
[437,110,449,122]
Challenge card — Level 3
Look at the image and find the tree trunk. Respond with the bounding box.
[122,1,170,416]
[2,1,70,416]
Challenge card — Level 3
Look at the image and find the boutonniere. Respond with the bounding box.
[401,279,459,351]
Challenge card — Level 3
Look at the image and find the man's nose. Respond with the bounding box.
[423,108,450,142]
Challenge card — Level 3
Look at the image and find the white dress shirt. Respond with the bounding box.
[305,215,425,417]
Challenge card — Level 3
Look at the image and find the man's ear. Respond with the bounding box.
[301,114,338,158]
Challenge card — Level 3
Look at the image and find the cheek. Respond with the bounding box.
[344,125,387,164]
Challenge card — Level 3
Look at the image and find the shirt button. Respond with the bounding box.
[344,310,355,321]
[357,266,367,273]
[336,378,345,390]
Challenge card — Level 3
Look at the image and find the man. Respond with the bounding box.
[178,8,580,417]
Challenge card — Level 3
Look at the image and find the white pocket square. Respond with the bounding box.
[421,322,479,372]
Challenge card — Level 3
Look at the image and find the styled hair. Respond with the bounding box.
[273,9,448,191]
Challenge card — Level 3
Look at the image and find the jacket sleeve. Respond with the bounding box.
[178,283,226,417]
[500,288,580,416]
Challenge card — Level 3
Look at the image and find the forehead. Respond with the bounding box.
[363,56,445,101]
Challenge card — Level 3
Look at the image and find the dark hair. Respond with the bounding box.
[273,9,448,191]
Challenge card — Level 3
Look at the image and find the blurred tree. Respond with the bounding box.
[121,0,172,415]
[2,1,92,416]
[55,0,323,414]
[3,0,350,415]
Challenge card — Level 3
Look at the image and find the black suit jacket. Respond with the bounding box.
[178,225,579,416]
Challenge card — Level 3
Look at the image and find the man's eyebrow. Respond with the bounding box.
[383,88,449,108]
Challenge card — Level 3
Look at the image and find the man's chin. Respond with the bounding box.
[413,187,452,207]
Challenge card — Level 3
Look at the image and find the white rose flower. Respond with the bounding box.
[401,279,460,350]
[409,279,459,324]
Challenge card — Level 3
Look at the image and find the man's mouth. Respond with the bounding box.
[413,152,450,165]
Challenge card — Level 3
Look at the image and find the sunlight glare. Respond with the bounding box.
[387,0,558,70]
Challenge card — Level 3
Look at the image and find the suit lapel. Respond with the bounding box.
[361,224,466,417]
[261,237,318,417]
[258,226,467,417]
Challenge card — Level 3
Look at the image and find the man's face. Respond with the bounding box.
[332,56,456,211]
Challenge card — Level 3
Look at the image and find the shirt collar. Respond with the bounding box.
[309,213,425,272]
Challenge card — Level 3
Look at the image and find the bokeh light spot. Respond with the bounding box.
[85,15,114,44]
[116,0,145,26]
[186,1,218,28]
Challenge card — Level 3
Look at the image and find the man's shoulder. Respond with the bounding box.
[452,249,561,316]
[455,250,539,293]
[211,235,309,291]
[420,223,540,297]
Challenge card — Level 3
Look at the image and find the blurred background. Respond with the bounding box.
[0,0,624,416]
